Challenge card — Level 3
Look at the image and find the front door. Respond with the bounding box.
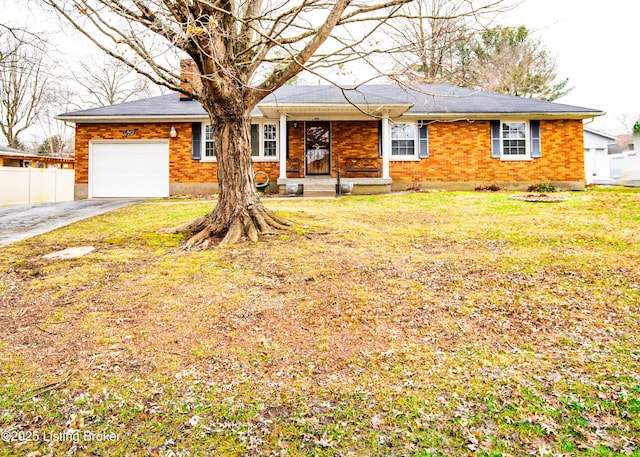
[305,121,331,175]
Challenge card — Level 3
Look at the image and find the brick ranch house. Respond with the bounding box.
[58,66,603,198]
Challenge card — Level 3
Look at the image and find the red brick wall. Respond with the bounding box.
[75,119,584,188]
[332,121,380,177]
[74,123,280,185]
[390,119,585,183]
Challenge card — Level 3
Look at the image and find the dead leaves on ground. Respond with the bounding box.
[1,191,639,455]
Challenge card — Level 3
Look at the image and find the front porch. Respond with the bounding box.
[276,176,392,197]
[264,116,397,197]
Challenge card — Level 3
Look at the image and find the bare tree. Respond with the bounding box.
[38,84,75,157]
[470,26,571,101]
[39,0,507,247]
[0,25,19,69]
[389,0,514,84]
[74,55,155,107]
[0,24,29,69]
[0,34,49,149]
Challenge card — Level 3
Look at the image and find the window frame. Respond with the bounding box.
[499,119,532,161]
[251,121,279,162]
[200,121,279,162]
[390,121,420,161]
[201,124,217,161]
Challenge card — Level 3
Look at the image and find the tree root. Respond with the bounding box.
[218,219,243,248]
[183,226,216,250]
[243,215,259,242]
[157,217,204,235]
[181,206,290,250]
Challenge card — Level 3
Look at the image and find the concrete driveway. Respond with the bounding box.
[0,200,140,248]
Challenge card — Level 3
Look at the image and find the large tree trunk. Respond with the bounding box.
[181,104,289,249]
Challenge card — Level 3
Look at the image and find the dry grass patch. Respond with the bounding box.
[0,189,639,456]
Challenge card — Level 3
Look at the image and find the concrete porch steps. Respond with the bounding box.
[303,183,336,197]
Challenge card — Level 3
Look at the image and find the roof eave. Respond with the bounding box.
[0,152,74,162]
[56,114,210,123]
[258,103,413,119]
[402,111,605,120]
[584,126,617,139]
[58,110,605,124]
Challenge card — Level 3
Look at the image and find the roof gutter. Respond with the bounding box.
[56,115,211,123]
[401,111,605,121]
[58,110,605,124]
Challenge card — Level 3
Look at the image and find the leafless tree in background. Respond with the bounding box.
[38,84,76,157]
[74,56,156,107]
[0,34,50,149]
[389,0,513,84]
[470,26,571,101]
[392,6,570,101]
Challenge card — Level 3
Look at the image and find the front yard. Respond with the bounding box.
[1,189,639,456]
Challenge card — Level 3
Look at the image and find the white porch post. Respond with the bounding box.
[279,113,287,180]
[381,115,391,179]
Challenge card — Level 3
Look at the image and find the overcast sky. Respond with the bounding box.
[500,0,640,135]
[4,0,638,137]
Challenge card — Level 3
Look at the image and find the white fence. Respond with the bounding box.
[0,166,75,205]
[610,150,640,184]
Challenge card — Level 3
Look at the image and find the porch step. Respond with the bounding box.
[303,183,336,198]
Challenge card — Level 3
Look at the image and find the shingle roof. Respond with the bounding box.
[584,127,617,141]
[58,83,603,120]
[58,94,208,118]
[0,145,25,154]
[261,84,602,115]
[0,146,74,162]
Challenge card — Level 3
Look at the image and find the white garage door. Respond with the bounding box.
[91,141,170,198]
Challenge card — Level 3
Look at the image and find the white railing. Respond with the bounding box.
[0,166,75,205]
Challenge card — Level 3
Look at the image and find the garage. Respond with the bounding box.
[90,141,170,198]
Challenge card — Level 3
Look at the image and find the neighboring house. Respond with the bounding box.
[609,135,640,186]
[1,146,75,205]
[0,146,74,169]
[584,127,617,184]
[58,62,603,199]
[583,128,640,186]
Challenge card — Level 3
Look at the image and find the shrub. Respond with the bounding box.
[475,184,503,192]
[527,182,558,193]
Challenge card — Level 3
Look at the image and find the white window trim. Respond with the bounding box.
[200,124,217,162]
[199,121,280,162]
[500,119,532,161]
[390,121,420,161]
[252,121,279,162]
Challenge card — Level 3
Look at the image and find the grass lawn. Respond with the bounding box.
[0,188,639,456]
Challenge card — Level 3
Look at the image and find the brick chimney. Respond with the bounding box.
[180,59,202,100]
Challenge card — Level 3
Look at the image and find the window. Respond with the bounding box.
[263,124,277,157]
[251,124,259,157]
[250,122,278,160]
[391,123,416,157]
[202,122,277,161]
[502,122,527,157]
[388,122,429,159]
[491,120,541,160]
[204,124,216,159]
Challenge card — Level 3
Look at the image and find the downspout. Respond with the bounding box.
[335,148,341,196]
